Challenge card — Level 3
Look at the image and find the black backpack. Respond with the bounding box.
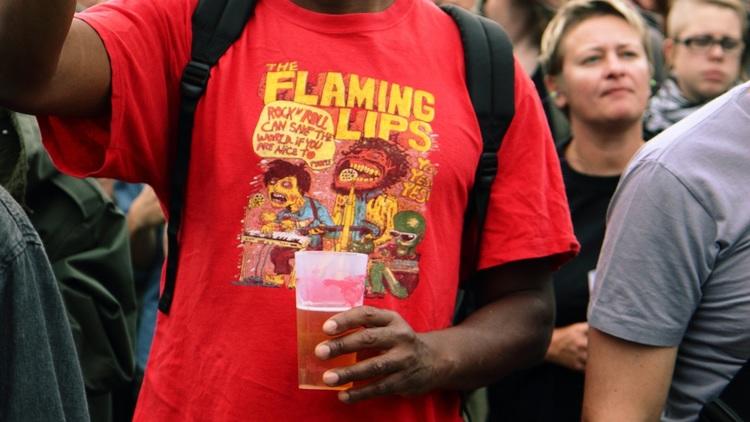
[699,359,750,422]
[158,0,515,315]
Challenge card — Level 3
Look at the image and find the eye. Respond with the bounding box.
[281,181,292,189]
[581,55,601,65]
[720,37,741,51]
[621,49,640,59]
[689,35,714,48]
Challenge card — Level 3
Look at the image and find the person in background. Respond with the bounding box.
[644,0,747,138]
[631,0,669,29]
[481,0,557,76]
[584,79,750,422]
[113,182,164,398]
[434,0,477,11]
[487,1,653,420]
[0,185,89,422]
[0,109,136,422]
[480,0,571,142]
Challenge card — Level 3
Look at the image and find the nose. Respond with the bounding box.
[604,54,626,78]
[706,42,726,60]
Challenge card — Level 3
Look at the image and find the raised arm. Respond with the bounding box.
[0,2,111,116]
[583,328,677,422]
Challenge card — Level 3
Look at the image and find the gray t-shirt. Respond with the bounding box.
[589,82,750,422]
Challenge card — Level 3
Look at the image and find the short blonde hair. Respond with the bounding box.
[540,0,651,77]
[667,0,747,38]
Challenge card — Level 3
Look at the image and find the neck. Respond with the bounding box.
[514,38,539,75]
[486,1,531,44]
[565,119,644,176]
[484,1,537,74]
[291,0,395,13]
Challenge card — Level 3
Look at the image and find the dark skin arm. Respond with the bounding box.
[0,1,397,115]
[0,2,110,116]
[314,257,555,403]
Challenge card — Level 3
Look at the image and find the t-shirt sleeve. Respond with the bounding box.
[477,60,578,270]
[38,0,195,199]
[588,160,717,347]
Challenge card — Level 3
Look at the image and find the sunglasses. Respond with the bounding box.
[674,35,744,55]
[390,230,418,242]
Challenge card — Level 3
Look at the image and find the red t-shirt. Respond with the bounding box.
[40,0,578,420]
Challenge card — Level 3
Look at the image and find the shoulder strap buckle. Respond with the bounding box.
[180,60,212,100]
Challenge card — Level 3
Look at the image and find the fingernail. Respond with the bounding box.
[338,391,350,402]
[323,371,339,385]
[323,319,337,334]
[314,343,330,359]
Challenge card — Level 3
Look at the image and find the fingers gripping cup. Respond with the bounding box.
[295,251,368,390]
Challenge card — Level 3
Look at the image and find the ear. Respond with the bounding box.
[663,38,676,69]
[545,74,568,109]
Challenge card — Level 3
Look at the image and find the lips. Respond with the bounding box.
[601,86,632,96]
[702,70,726,82]
[270,193,287,204]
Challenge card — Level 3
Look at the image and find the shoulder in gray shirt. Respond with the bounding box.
[589,82,750,421]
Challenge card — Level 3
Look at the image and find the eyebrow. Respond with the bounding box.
[576,42,642,53]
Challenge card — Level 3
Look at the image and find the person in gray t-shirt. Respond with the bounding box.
[584,82,750,421]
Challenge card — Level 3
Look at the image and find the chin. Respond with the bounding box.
[696,85,731,102]
[591,112,642,130]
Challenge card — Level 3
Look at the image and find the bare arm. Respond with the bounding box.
[0,4,111,116]
[545,322,589,372]
[127,186,165,271]
[315,257,556,402]
[583,328,677,422]
[423,257,556,389]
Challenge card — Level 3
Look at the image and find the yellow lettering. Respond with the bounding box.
[377,113,408,140]
[347,75,376,109]
[413,90,435,121]
[377,80,389,113]
[363,110,378,138]
[387,84,414,118]
[320,72,346,107]
[336,108,361,140]
[408,120,433,152]
[293,71,319,105]
[264,71,295,104]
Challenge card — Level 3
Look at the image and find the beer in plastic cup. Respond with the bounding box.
[295,251,367,390]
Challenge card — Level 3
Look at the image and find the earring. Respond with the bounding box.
[549,91,558,99]
[649,79,658,87]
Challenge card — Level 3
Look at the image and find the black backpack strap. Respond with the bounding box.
[441,5,515,327]
[700,359,750,421]
[441,5,515,241]
[159,0,258,314]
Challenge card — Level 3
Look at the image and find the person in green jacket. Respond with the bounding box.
[0,108,137,422]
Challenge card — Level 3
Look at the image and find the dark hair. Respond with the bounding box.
[341,138,409,191]
[263,160,312,194]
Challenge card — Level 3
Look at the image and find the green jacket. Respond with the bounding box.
[1,111,137,422]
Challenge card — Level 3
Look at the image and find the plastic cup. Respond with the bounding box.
[295,251,368,390]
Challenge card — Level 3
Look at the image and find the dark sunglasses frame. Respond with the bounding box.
[674,34,745,53]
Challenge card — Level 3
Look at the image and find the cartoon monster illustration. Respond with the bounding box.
[331,138,409,252]
[260,160,334,285]
[367,210,426,299]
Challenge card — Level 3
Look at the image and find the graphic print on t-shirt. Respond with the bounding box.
[235,61,437,300]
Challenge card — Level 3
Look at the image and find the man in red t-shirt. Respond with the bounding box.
[0,0,578,420]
